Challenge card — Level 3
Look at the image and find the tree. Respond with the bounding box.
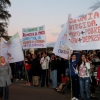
[0,0,11,37]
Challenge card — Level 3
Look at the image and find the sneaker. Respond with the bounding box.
[16,79,19,81]
[28,82,31,86]
[72,97,76,100]
[21,79,23,81]
[75,98,79,100]
[55,88,58,90]
[57,89,61,91]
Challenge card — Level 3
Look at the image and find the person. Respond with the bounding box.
[9,63,15,83]
[24,56,31,86]
[56,74,69,91]
[0,56,12,100]
[68,53,80,100]
[31,54,40,86]
[15,61,24,81]
[56,56,62,84]
[49,54,57,89]
[77,54,91,100]
[40,52,50,87]
[97,66,100,85]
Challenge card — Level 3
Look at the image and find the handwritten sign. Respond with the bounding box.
[1,33,24,63]
[67,8,100,50]
[53,24,72,59]
[22,25,46,49]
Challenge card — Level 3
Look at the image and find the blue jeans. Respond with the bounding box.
[27,70,32,83]
[79,77,90,100]
[51,70,57,88]
[0,84,9,99]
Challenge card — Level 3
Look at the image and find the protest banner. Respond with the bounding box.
[22,25,46,49]
[1,33,24,63]
[67,8,100,50]
[53,23,72,59]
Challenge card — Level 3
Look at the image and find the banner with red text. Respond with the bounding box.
[22,25,46,49]
[67,8,100,50]
[53,23,72,59]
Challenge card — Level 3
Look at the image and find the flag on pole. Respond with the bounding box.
[1,33,24,63]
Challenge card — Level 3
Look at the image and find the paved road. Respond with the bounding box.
[6,81,100,100]
[9,81,70,100]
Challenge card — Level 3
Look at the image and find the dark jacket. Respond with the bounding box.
[50,59,57,71]
[68,60,78,76]
[31,58,41,76]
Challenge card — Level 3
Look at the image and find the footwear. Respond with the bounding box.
[0,98,3,100]
[28,82,31,86]
[57,89,61,91]
[75,98,79,100]
[91,94,96,97]
[21,79,23,81]
[16,79,19,81]
[55,88,58,90]
[72,97,76,100]
[26,82,31,86]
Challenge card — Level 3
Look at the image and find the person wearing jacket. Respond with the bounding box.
[0,56,12,100]
[50,54,57,89]
[40,52,50,87]
[31,54,40,86]
[68,53,79,100]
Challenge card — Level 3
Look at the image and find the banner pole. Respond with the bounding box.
[68,50,72,100]
[45,47,48,88]
[24,49,29,83]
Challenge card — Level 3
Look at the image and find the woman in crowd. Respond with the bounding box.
[0,56,12,100]
[77,54,91,100]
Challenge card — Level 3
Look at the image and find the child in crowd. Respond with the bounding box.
[24,57,31,86]
[56,74,69,91]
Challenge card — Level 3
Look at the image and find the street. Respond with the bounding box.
[7,81,100,100]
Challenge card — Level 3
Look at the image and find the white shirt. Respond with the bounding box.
[79,62,90,77]
[40,56,50,69]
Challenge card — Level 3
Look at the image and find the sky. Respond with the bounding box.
[8,0,100,44]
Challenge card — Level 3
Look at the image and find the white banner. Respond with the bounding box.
[67,8,100,50]
[1,33,24,63]
[53,23,72,59]
[22,25,46,49]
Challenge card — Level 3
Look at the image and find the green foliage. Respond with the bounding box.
[0,0,11,37]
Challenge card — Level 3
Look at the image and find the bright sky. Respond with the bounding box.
[8,0,98,43]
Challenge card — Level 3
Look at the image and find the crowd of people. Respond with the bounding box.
[0,50,100,100]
